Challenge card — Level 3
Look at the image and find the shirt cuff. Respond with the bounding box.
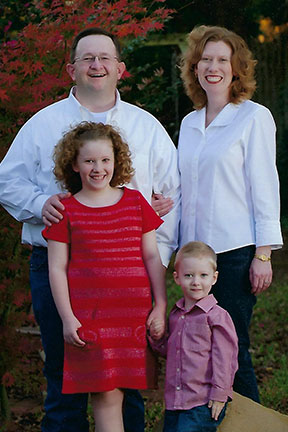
[209,386,232,402]
[32,194,51,221]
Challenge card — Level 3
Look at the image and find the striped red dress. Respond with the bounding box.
[43,187,163,393]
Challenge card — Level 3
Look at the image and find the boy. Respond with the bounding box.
[150,241,238,432]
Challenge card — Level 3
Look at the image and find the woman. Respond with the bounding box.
[178,25,283,402]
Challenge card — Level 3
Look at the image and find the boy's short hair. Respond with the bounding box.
[175,241,217,271]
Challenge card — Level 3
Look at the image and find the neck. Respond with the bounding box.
[205,94,229,127]
[74,87,117,113]
[74,186,122,207]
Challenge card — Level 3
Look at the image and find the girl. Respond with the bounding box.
[43,121,166,432]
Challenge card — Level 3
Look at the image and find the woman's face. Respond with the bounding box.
[195,40,233,101]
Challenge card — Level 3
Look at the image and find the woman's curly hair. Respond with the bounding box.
[53,122,135,194]
[181,25,257,109]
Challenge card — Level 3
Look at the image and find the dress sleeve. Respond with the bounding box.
[42,208,70,243]
[138,192,164,233]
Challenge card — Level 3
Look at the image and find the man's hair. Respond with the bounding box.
[174,241,217,271]
[181,25,257,109]
[53,121,134,194]
[70,27,122,63]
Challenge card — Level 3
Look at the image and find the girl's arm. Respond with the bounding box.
[142,230,167,339]
[47,239,85,347]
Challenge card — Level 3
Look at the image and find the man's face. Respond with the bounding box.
[66,34,125,97]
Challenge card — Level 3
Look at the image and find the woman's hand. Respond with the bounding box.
[63,315,86,347]
[249,246,272,294]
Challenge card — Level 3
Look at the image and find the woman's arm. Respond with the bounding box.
[47,239,85,347]
[141,230,167,339]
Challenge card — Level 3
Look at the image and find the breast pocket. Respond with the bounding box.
[183,323,212,352]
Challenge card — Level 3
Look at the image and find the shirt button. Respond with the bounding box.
[181,315,185,319]
[177,368,180,372]
[176,386,180,391]
[178,331,181,335]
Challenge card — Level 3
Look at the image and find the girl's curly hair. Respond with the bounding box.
[181,25,257,109]
[53,122,135,194]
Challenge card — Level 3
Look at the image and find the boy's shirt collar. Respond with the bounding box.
[175,293,217,313]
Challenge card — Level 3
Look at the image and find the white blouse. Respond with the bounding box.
[178,100,283,254]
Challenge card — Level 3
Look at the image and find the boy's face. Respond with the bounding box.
[173,256,218,309]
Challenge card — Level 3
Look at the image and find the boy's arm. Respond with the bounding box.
[141,229,167,339]
[47,239,85,347]
[209,310,239,402]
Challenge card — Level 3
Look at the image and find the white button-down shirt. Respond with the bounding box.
[178,100,283,253]
[0,88,180,266]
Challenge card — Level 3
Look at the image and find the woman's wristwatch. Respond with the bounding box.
[254,254,271,262]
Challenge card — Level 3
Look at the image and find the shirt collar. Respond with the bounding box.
[68,86,121,119]
[185,103,240,131]
[175,294,217,313]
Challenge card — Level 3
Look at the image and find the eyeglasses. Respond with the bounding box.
[72,54,119,65]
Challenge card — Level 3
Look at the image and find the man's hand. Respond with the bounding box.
[42,192,71,226]
[208,400,225,420]
[151,193,173,217]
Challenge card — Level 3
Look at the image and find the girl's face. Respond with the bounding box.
[73,138,115,192]
[195,40,233,102]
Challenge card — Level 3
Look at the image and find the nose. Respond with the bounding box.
[208,59,218,71]
[192,276,200,285]
[91,161,100,171]
[90,56,102,68]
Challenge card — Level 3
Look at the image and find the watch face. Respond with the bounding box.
[255,254,270,262]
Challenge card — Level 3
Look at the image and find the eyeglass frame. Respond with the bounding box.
[72,54,119,65]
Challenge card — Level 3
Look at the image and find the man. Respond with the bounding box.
[0,28,180,432]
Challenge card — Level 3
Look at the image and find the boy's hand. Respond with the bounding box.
[208,400,225,420]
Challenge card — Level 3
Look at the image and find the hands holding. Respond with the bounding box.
[42,192,71,226]
[208,400,225,421]
[147,306,166,340]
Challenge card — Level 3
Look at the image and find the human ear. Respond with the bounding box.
[117,61,126,80]
[173,270,180,286]
[212,271,219,285]
[66,63,76,81]
[72,161,79,173]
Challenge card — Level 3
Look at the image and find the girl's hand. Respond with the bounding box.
[63,315,86,347]
[147,307,166,340]
[208,400,225,420]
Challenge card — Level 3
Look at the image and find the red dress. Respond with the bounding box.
[43,187,163,393]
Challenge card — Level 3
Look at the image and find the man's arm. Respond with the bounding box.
[152,133,181,267]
